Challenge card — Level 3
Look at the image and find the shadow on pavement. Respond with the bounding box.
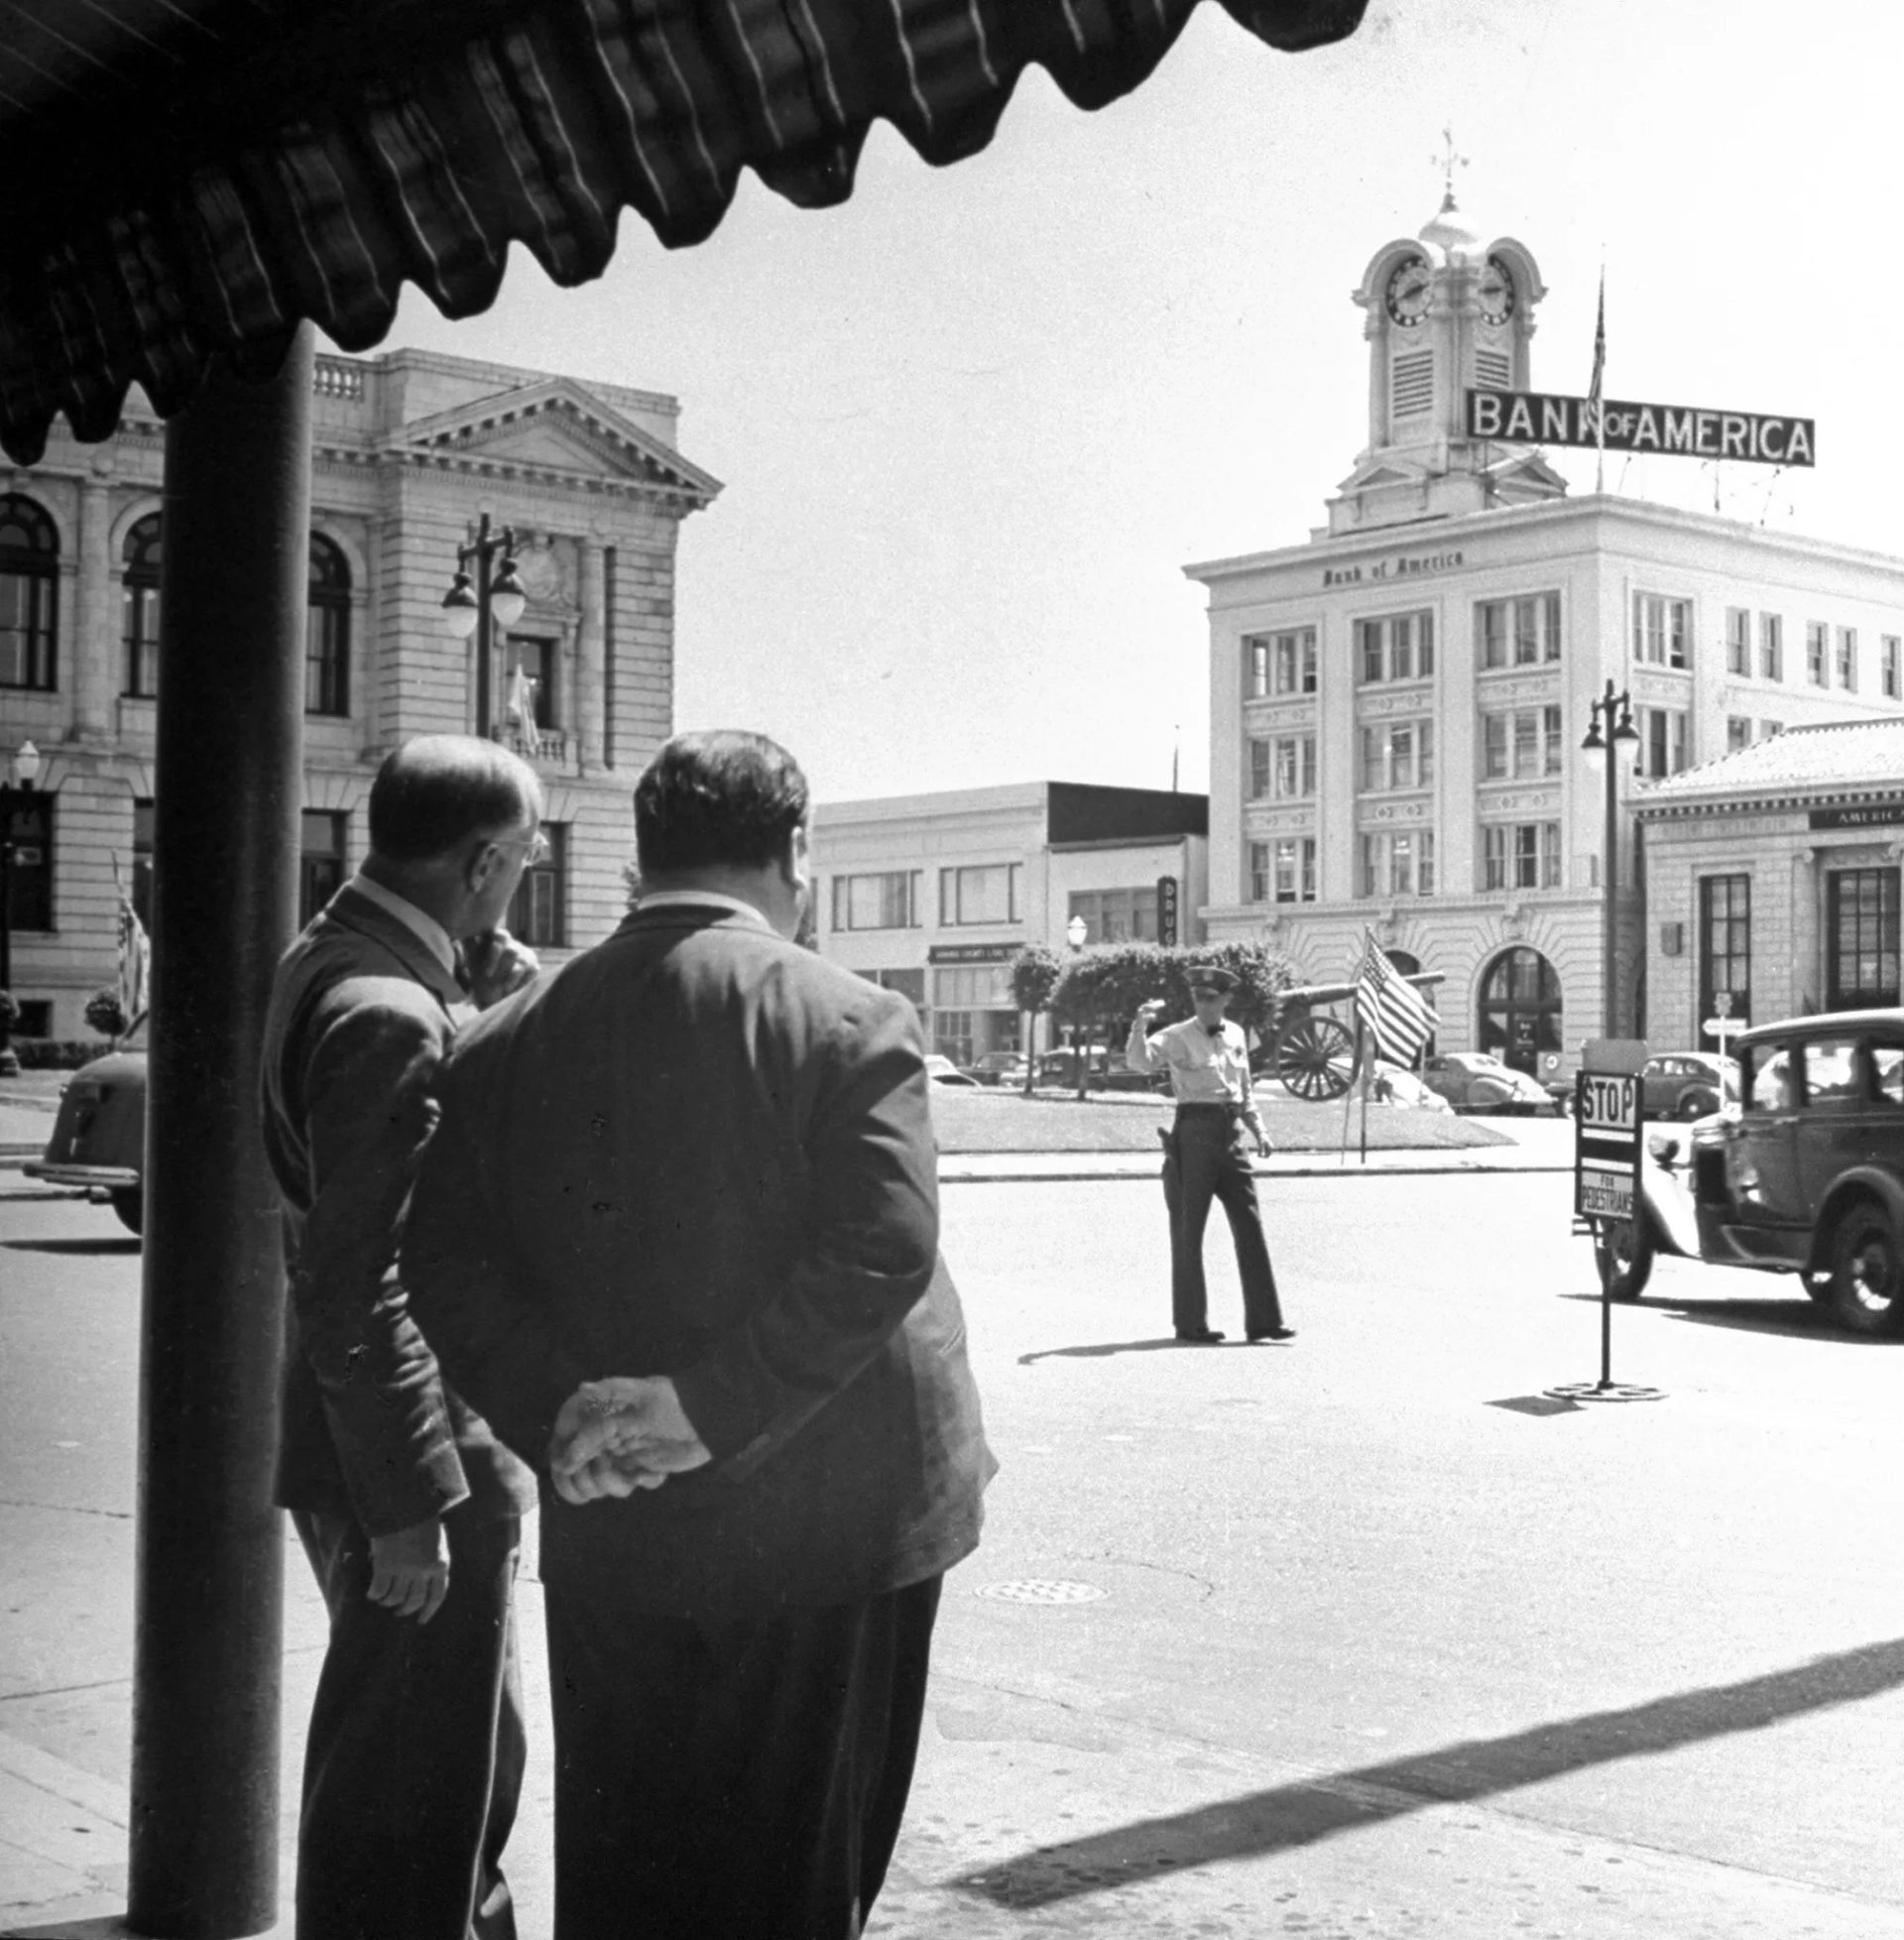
[1019,1337,1294,1364]
[951,1636,1904,1908]
[3,1235,141,1257]
[1560,1285,1904,1345]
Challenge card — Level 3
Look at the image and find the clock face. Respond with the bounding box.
[1479,255,1516,324]
[1384,255,1431,326]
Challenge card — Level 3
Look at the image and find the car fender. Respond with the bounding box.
[1807,1167,1904,1276]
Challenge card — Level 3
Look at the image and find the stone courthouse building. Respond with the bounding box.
[1186,192,1904,1071]
[0,347,719,1037]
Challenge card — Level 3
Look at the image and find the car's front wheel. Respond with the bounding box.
[110,1188,143,1236]
[1594,1217,1654,1300]
[1678,1089,1718,1120]
[1828,1203,1904,1337]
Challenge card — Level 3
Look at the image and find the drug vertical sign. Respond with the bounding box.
[1575,1071,1641,1220]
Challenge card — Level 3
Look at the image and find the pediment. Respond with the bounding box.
[393,378,721,501]
[1336,458,1428,494]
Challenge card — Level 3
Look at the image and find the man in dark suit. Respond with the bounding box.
[260,735,544,1940]
[404,729,994,1940]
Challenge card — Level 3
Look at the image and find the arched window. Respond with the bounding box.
[122,514,163,697]
[306,535,350,717]
[1478,946,1563,1077]
[0,495,59,691]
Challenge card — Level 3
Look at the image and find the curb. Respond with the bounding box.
[938,1157,1573,1184]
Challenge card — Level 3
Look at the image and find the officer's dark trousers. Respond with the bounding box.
[545,1573,943,1940]
[293,1504,526,1940]
[1161,1103,1284,1336]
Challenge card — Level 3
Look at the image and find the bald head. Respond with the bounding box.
[369,736,540,865]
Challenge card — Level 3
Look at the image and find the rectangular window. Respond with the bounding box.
[1827,867,1900,1010]
[1884,636,1901,700]
[939,863,1020,926]
[933,964,1013,1009]
[1249,841,1270,905]
[1275,628,1318,695]
[1482,821,1559,892]
[504,635,555,730]
[1272,735,1315,799]
[123,581,161,698]
[1640,706,1690,779]
[1357,610,1434,683]
[509,822,566,947]
[1760,719,1783,741]
[1699,874,1750,1047]
[1483,712,1507,781]
[1273,837,1317,905]
[1807,620,1829,685]
[1726,716,1752,753]
[132,797,154,931]
[1759,613,1783,681]
[1726,607,1750,675]
[1360,719,1432,791]
[0,559,58,691]
[1067,888,1157,945]
[298,810,346,927]
[831,870,921,931]
[1481,707,1562,781]
[306,600,350,717]
[1837,626,1858,690]
[1249,738,1270,799]
[2,790,52,929]
[1477,591,1561,669]
[1633,593,1691,668]
[1245,635,1270,699]
[1360,830,1434,900]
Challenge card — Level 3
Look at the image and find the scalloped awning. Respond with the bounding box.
[0,0,1365,465]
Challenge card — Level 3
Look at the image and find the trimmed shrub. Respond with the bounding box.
[10,1037,121,1071]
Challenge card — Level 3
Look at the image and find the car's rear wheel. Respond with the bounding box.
[1828,1203,1904,1337]
[1594,1217,1653,1300]
[110,1188,143,1236]
[1678,1089,1718,1120]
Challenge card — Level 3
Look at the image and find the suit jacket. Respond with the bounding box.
[260,883,536,1535]
[403,901,994,1612]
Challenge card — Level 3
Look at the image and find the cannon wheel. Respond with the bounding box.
[1273,1012,1358,1101]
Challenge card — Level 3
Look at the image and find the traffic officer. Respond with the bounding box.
[1127,968,1295,1346]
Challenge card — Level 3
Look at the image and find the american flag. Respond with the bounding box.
[1589,267,1606,490]
[1354,932,1435,1067]
[115,867,150,1028]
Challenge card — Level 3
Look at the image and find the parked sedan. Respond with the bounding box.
[966,1051,1029,1087]
[1419,1050,1555,1115]
[922,1053,982,1087]
[25,1039,147,1232]
[1637,1050,1738,1121]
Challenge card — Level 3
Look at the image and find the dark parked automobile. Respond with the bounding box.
[1637,1050,1738,1121]
[25,1037,147,1233]
[1592,1007,1904,1335]
[966,1051,1029,1087]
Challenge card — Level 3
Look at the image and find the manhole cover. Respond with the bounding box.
[972,1578,1107,1605]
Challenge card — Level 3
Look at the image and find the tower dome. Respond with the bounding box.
[1416,189,1484,266]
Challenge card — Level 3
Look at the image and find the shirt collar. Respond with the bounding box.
[347,872,458,978]
[636,889,774,931]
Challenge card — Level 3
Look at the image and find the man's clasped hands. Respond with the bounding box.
[547,1376,713,1505]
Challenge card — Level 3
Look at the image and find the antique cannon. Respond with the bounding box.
[1259,972,1444,1102]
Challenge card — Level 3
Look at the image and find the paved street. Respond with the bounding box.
[3,1168,1902,1937]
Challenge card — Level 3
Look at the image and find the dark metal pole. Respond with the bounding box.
[129,325,312,1938]
[474,511,493,739]
[1602,690,1619,1038]
[0,813,14,1070]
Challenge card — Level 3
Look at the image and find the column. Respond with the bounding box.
[129,325,310,1939]
[577,534,605,771]
[69,475,113,739]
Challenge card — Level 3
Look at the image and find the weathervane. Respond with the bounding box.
[1433,125,1468,204]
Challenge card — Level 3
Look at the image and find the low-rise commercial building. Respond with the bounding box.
[810,783,1208,1064]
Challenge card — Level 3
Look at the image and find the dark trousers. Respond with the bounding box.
[544,1572,944,1940]
[1161,1106,1284,1336]
[292,1504,526,1940]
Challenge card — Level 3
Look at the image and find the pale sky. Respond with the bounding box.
[384,0,1902,805]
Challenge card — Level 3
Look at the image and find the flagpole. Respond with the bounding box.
[1359,1019,1370,1164]
[1593,265,1606,495]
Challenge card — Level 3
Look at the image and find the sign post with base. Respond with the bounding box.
[1552,1039,1665,1403]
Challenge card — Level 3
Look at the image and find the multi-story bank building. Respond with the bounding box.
[1187,194,1904,1071]
[0,348,718,1037]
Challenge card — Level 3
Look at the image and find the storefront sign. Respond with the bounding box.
[1156,876,1178,946]
[1321,546,1466,588]
[1465,389,1815,468]
[928,942,1020,965]
[1810,803,1904,830]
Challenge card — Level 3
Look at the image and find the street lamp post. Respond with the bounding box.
[440,513,529,739]
[0,738,45,1077]
[1581,680,1641,1037]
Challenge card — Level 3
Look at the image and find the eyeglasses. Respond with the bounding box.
[492,829,551,867]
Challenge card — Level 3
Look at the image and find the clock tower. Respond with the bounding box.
[1323,191,1566,536]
